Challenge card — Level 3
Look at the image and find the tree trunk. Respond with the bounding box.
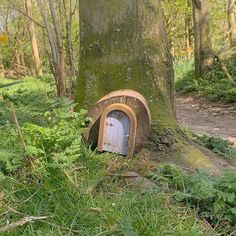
[24,0,43,77]
[76,0,224,174]
[63,0,77,98]
[0,53,4,79]
[39,0,66,97]
[48,0,66,97]
[185,0,193,59]
[192,0,214,79]
[228,0,236,47]
[185,13,192,59]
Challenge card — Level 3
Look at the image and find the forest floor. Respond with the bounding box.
[176,95,236,146]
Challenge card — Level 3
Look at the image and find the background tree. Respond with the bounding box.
[192,0,214,79]
[0,0,80,95]
[62,0,78,98]
[24,0,42,77]
[0,53,4,78]
[162,0,193,58]
[227,0,236,47]
[39,0,66,97]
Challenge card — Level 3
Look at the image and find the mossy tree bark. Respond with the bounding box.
[77,0,175,123]
[76,0,225,174]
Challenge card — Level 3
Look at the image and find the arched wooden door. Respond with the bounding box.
[98,103,137,156]
[85,90,151,154]
[103,110,131,155]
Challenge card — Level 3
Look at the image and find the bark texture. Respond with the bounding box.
[228,0,236,47]
[77,0,174,119]
[76,0,224,174]
[39,0,66,97]
[25,0,43,77]
[192,0,214,79]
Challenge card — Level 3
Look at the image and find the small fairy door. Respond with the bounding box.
[103,110,131,155]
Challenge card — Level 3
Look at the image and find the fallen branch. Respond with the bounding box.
[0,216,48,233]
[14,63,30,71]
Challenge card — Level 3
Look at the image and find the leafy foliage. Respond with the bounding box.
[182,128,236,161]
[197,135,236,159]
[150,164,236,234]
[0,77,211,235]
[175,56,236,102]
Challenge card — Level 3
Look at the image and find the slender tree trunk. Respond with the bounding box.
[185,13,192,59]
[228,0,236,47]
[192,0,214,79]
[48,0,66,97]
[0,53,4,79]
[63,0,77,97]
[39,0,66,97]
[76,0,222,173]
[15,48,21,66]
[185,0,193,59]
[24,0,43,76]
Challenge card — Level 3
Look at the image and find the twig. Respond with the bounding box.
[7,206,27,217]
[10,102,27,150]
[10,102,35,170]
[107,157,119,172]
[229,229,236,236]
[0,6,45,29]
[14,63,30,71]
[214,54,235,83]
[63,170,76,186]
[40,220,81,233]
[0,216,48,233]
[107,172,139,178]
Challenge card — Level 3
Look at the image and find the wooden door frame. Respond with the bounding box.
[98,103,137,157]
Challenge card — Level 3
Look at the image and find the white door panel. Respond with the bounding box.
[103,110,131,155]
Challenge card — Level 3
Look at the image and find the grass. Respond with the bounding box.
[149,165,236,235]
[174,54,236,103]
[0,77,213,235]
[182,128,236,162]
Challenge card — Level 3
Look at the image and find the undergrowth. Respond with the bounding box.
[182,128,236,161]
[0,77,213,235]
[175,56,236,102]
[149,165,236,235]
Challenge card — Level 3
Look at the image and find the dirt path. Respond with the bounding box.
[176,96,236,146]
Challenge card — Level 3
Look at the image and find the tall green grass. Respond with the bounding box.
[0,77,212,235]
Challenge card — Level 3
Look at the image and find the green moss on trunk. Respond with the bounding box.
[76,0,225,173]
[77,0,174,119]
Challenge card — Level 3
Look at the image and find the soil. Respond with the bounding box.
[138,95,236,175]
[176,95,236,146]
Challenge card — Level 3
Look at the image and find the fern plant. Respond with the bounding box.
[150,164,236,234]
[22,103,89,173]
